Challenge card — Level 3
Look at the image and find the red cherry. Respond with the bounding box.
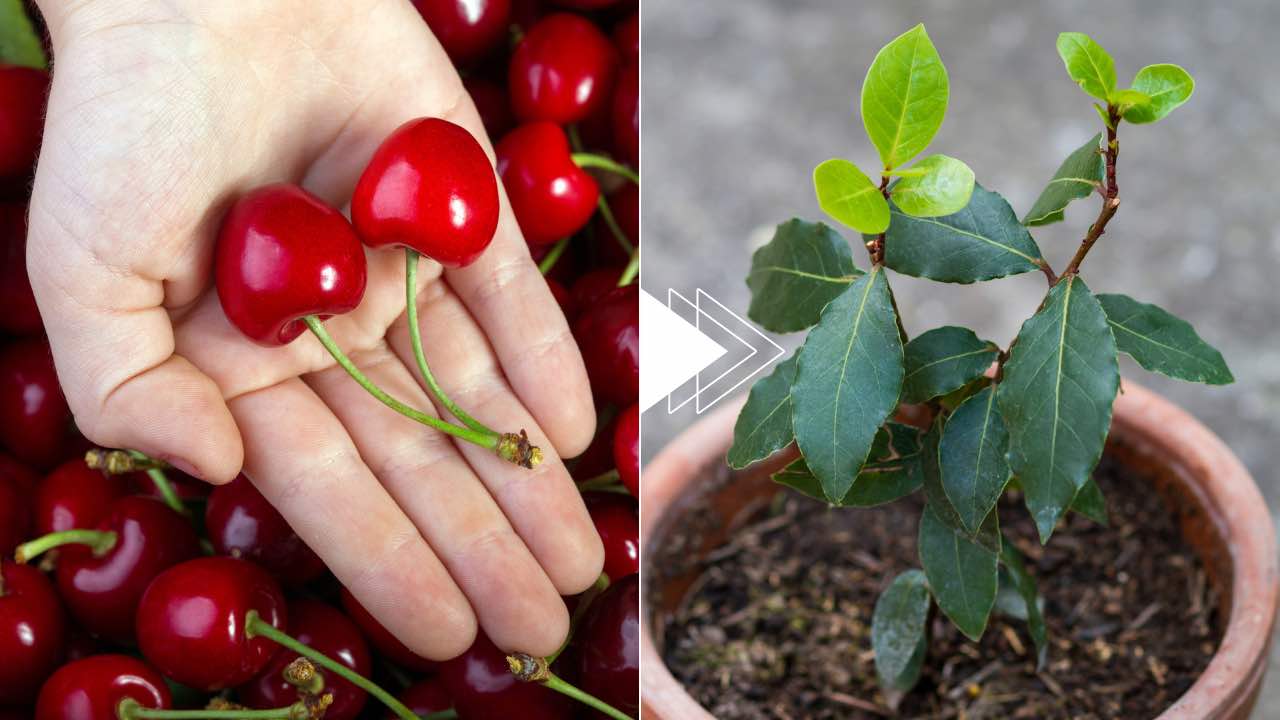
[393,677,453,718]
[205,474,325,586]
[582,492,638,581]
[496,122,599,246]
[34,655,170,720]
[508,13,618,124]
[611,404,639,497]
[136,557,287,691]
[573,285,638,406]
[352,117,500,267]
[0,562,66,705]
[464,77,515,140]
[414,0,512,66]
[439,632,571,719]
[0,338,72,469]
[34,459,129,535]
[612,13,638,64]
[239,599,371,720]
[215,183,368,346]
[338,587,438,674]
[0,452,37,493]
[577,574,638,716]
[0,473,29,558]
[0,203,41,334]
[54,496,201,645]
[569,267,624,313]
[611,60,638,167]
[0,65,48,183]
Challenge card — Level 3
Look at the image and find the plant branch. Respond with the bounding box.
[1062,106,1122,278]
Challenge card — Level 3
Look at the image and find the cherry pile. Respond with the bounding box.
[2,0,638,718]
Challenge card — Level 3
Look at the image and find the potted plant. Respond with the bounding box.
[642,25,1278,719]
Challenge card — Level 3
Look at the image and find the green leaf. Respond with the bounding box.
[728,353,799,469]
[792,267,904,501]
[1097,293,1232,385]
[999,540,1048,668]
[776,422,925,507]
[1023,134,1104,227]
[1110,89,1151,114]
[885,184,1044,283]
[1124,64,1195,124]
[814,159,891,234]
[861,23,949,170]
[1070,477,1108,525]
[918,503,998,641]
[0,0,46,69]
[890,155,975,218]
[940,386,1011,534]
[746,219,863,333]
[872,569,931,691]
[901,326,999,404]
[998,276,1119,543]
[1056,32,1116,101]
[918,419,1000,552]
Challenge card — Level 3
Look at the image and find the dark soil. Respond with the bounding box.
[655,455,1222,719]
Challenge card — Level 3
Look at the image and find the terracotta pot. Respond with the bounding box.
[641,381,1279,719]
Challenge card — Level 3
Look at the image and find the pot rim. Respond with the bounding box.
[641,380,1278,720]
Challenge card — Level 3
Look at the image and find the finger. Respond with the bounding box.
[228,377,477,660]
[388,281,604,595]
[305,341,569,656]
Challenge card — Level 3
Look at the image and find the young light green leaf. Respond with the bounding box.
[890,155,976,218]
[901,326,999,404]
[1023,134,1104,226]
[940,385,1011,534]
[728,353,799,469]
[998,276,1119,543]
[1110,89,1151,114]
[746,219,863,333]
[1097,293,1233,385]
[1070,477,1108,525]
[999,540,1048,668]
[0,0,47,69]
[792,267,904,502]
[885,184,1044,283]
[814,159,891,234]
[1124,64,1195,124]
[861,23,949,170]
[872,569,931,690]
[919,503,998,641]
[1056,32,1116,101]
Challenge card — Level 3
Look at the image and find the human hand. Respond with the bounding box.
[27,0,603,660]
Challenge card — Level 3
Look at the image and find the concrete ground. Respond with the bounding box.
[640,0,1280,714]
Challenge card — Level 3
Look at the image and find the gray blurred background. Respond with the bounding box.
[640,0,1280,712]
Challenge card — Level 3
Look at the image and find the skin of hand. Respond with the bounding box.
[26,0,604,660]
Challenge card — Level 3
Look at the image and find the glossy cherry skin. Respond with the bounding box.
[215,183,368,346]
[0,338,71,469]
[611,60,638,167]
[464,77,515,140]
[440,632,572,719]
[582,492,638,580]
[509,13,618,124]
[338,587,438,674]
[577,574,638,716]
[136,556,287,691]
[34,459,129,535]
[414,0,511,66]
[34,655,170,720]
[205,474,325,586]
[573,285,638,406]
[0,562,67,705]
[0,65,48,182]
[0,203,41,334]
[612,12,638,64]
[55,496,201,645]
[0,473,30,558]
[393,677,453,718]
[352,117,500,267]
[496,122,599,246]
[611,404,639,497]
[239,599,371,720]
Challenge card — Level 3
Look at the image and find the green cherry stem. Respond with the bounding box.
[617,249,639,287]
[594,195,633,254]
[117,699,305,719]
[571,153,639,185]
[404,249,499,439]
[128,450,186,515]
[538,237,571,275]
[544,673,631,720]
[15,529,117,564]
[245,611,418,720]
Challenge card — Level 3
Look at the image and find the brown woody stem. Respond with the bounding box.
[1061,105,1122,279]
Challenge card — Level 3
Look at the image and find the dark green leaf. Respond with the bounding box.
[940,386,1010,534]
[872,569,931,690]
[919,419,1001,553]
[1097,293,1233,385]
[0,0,46,69]
[773,447,923,508]
[814,159,890,234]
[1070,477,1109,525]
[728,353,799,469]
[793,267,904,501]
[890,155,975,218]
[1056,32,1116,101]
[746,219,863,333]
[998,276,1119,543]
[939,376,992,411]
[861,23,948,170]
[1124,64,1194,124]
[919,503,998,641]
[999,540,1048,667]
[901,326,999,404]
[1023,134,1104,227]
[885,184,1044,283]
